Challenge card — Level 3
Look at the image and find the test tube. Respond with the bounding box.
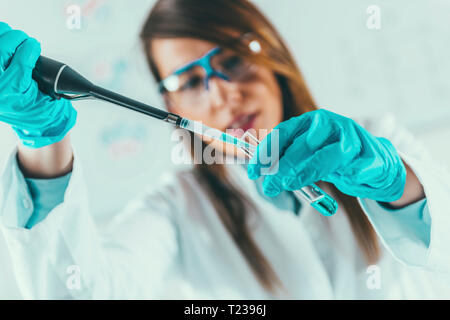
[240,131,338,217]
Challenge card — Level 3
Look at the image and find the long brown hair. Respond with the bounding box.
[140,0,380,294]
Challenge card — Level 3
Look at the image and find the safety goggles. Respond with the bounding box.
[158,34,261,111]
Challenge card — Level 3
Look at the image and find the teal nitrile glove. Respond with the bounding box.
[247,109,407,203]
[0,22,77,148]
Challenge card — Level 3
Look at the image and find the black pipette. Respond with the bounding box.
[31,56,182,126]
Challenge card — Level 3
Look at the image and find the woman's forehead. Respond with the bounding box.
[151,38,217,78]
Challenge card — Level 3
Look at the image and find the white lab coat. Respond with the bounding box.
[1,113,450,299]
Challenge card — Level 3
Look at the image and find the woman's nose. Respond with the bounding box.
[207,76,242,111]
[207,77,226,109]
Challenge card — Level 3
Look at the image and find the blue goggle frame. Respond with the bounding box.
[158,46,230,93]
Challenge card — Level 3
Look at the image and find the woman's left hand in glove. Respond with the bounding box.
[247,109,407,203]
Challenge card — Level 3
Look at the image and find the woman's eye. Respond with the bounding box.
[180,76,203,91]
[222,56,243,72]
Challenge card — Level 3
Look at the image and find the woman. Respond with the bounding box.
[0,0,449,299]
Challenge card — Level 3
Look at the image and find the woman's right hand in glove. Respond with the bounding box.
[0,22,77,149]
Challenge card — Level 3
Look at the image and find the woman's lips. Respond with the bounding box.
[241,114,257,132]
[227,113,258,137]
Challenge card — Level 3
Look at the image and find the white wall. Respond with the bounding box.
[0,0,449,298]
